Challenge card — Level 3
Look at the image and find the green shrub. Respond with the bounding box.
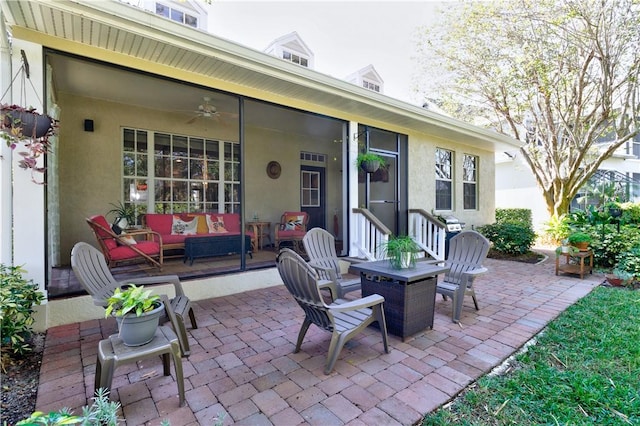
[0,264,44,356]
[544,214,572,243]
[495,208,532,228]
[478,223,536,255]
[615,246,640,278]
[620,202,640,225]
[589,225,640,268]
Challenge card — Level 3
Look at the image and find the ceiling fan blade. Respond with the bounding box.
[186,115,199,124]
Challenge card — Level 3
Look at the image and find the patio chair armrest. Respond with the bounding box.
[119,274,185,297]
[328,294,384,312]
[462,267,488,277]
[317,279,339,301]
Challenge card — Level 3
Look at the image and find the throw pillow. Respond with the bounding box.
[187,215,210,234]
[117,233,137,246]
[206,215,228,233]
[171,215,198,235]
[284,215,305,231]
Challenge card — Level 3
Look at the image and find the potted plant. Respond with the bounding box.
[105,285,163,346]
[1,103,57,184]
[108,201,136,230]
[567,232,592,251]
[380,235,421,269]
[606,268,634,287]
[356,151,387,173]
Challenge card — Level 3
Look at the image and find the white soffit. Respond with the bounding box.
[1,0,521,152]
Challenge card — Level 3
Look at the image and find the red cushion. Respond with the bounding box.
[144,214,173,235]
[277,230,306,238]
[109,241,160,261]
[89,215,117,250]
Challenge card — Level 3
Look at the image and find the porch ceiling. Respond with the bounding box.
[1,0,521,151]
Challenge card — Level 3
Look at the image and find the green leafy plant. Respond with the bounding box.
[544,214,572,244]
[0,264,44,356]
[17,388,121,425]
[567,231,592,245]
[615,246,640,280]
[107,201,135,228]
[355,152,387,170]
[589,225,640,268]
[478,223,536,256]
[380,235,420,269]
[104,285,160,318]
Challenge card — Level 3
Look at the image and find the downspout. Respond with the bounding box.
[0,11,13,265]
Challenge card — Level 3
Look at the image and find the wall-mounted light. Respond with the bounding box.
[84,119,94,132]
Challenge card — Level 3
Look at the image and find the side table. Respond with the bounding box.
[555,250,593,279]
[246,221,271,250]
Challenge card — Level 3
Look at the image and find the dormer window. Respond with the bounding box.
[363,80,380,92]
[282,50,309,67]
[156,2,198,28]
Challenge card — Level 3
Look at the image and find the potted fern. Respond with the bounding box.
[105,285,163,346]
[567,232,592,251]
[356,151,387,173]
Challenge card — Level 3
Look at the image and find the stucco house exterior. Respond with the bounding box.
[0,0,519,329]
[496,139,640,231]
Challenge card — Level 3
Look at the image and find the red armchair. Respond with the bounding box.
[274,211,309,252]
[86,215,163,269]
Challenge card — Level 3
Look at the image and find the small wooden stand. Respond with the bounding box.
[555,250,593,279]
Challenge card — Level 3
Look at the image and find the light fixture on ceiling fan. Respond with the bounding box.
[186,96,237,124]
[186,97,219,124]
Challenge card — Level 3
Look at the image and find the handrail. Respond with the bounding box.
[351,208,391,260]
[408,209,446,260]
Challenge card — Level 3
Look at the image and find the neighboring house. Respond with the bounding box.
[495,136,640,230]
[345,64,384,94]
[0,0,519,329]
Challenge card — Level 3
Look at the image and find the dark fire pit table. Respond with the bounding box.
[351,259,449,341]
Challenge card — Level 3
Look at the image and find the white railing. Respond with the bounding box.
[351,208,391,260]
[408,209,446,260]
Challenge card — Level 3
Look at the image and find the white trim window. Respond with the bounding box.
[463,154,478,210]
[435,148,453,210]
[282,50,309,67]
[122,128,240,216]
[155,2,198,28]
[363,79,380,92]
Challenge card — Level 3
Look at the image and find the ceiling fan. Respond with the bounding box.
[186,97,221,124]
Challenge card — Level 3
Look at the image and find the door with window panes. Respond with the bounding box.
[301,165,325,230]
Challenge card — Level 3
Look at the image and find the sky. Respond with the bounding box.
[206,1,451,105]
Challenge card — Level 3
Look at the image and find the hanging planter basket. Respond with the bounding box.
[360,159,381,173]
[2,106,54,140]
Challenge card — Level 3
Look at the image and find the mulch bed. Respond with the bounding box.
[487,249,546,264]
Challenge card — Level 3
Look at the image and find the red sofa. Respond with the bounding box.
[143,213,256,255]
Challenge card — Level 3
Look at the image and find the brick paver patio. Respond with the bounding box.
[36,252,601,425]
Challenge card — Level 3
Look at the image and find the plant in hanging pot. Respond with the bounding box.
[105,285,164,346]
[356,151,387,173]
[1,104,57,183]
[380,235,421,269]
[567,232,592,251]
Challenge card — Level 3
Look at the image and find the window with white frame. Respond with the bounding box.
[633,132,640,158]
[301,170,320,207]
[122,129,240,218]
[282,50,309,67]
[435,148,453,210]
[362,79,380,92]
[463,154,478,210]
[155,2,198,28]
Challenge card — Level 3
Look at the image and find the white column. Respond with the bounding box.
[0,14,12,265]
[348,121,359,257]
[11,40,47,297]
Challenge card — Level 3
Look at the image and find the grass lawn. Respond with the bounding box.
[421,286,640,425]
